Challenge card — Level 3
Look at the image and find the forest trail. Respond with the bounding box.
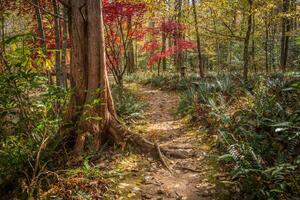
[114,83,217,200]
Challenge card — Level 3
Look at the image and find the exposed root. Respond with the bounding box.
[108,113,194,159]
[155,142,173,174]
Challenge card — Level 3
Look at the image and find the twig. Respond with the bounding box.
[32,137,49,180]
[155,142,173,174]
[24,0,65,20]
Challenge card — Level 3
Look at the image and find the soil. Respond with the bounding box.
[111,83,217,200]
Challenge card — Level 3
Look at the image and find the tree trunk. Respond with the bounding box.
[61,5,68,88]
[191,0,204,78]
[265,14,269,74]
[33,0,52,84]
[126,18,135,74]
[175,0,185,77]
[64,0,190,158]
[161,30,167,71]
[270,10,276,71]
[52,0,64,87]
[280,0,290,72]
[243,0,252,80]
[1,13,5,54]
[251,14,256,73]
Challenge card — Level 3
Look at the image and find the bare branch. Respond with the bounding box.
[24,0,65,20]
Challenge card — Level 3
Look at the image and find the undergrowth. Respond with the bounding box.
[0,62,68,198]
[177,73,300,199]
[125,72,201,91]
[111,84,145,122]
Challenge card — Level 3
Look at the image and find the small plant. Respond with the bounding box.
[0,36,69,198]
[111,85,145,121]
[177,74,300,199]
[216,76,300,199]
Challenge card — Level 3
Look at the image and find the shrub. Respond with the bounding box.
[177,74,300,199]
[111,85,144,121]
[217,76,300,199]
[0,37,68,197]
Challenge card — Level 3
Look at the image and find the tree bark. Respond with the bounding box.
[243,0,252,80]
[161,30,167,71]
[61,5,68,88]
[280,0,290,72]
[52,0,64,87]
[191,0,204,78]
[175,0,185,77]
[1,13,5,54]
[33,0,52,84]
[251,14,256,73]
[265,14,269,73]
[126,18,135,74]
[64,0,189,159]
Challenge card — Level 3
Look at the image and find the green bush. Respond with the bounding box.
[144,74,200,91]
[218,76,300,199]
[177,74,300,199]
[0,35,69,197]
[111,85,144,121]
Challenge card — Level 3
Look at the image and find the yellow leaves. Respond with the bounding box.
[127,192,136,198]
[11,43,17,51]
[45,59,53,70]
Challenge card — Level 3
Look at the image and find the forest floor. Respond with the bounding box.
[103,83,218,200]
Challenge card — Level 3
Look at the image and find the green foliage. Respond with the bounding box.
[219,77,300,199]
[144,74,200,91]
[178,74,300,199]
[111,85,144,121]
[0,37,68,195]
[177,75,239,116]
[296,36,300,46]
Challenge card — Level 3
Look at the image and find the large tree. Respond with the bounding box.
[59,0,186,158]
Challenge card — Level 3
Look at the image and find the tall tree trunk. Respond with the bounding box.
[52,0,64,87]
[161,30,167,71]
[251,14,256,73]
[33,0,52,84]
[126,18,135,74]
[243,0,253,80]
[135,40,138,71]
[175,0,185,77]
[64,0,189,158]
[1,13,5,54]
[265,14,269,73]
[191,0,204,78]
[271,12,276,71]
[61,5,68,88]
[280,0,290,72]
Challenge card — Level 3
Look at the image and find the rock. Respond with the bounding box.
[118,183,130,188]
[144,176,153,184]
[132,187,141,193]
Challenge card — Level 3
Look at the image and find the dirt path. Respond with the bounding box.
[114,83,217,200]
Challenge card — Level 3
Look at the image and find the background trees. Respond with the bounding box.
[0,0,299,199]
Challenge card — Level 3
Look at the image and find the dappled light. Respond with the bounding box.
[0,0,299,199]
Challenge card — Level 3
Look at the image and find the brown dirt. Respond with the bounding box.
[119,83,217,200]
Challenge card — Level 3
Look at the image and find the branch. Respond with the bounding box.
[24,0,65,20]
[200,26,244,41]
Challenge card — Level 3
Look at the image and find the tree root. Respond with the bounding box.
[155,142,173,174]
[108,114,194,159]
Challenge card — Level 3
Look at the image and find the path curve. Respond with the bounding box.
[124,83,216,200]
